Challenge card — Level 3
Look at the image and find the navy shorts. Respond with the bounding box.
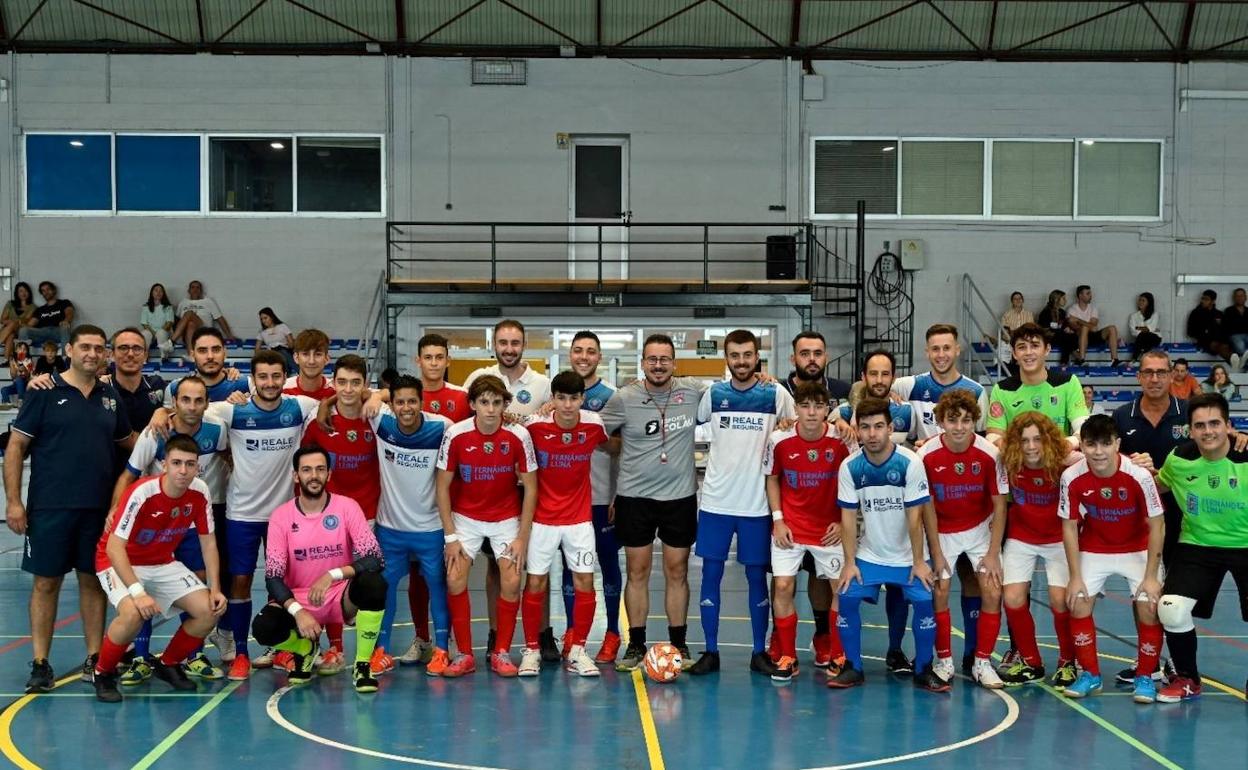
[694,510,771,566]
[226,519,268,578]
[22,508,106,577]
[174,529,205,573]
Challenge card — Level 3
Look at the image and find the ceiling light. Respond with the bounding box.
[1081,140,1095,146]
[881,145,895,152]
[69,140,84,147]
[270,141,285,150]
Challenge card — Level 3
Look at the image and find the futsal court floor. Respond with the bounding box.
[0,528,1243,770]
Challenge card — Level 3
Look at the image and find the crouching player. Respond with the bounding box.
[764,381,851,682]
[251,445,387,694]
[92,435,227,702]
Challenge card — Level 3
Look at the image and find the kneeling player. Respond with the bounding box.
[251,446,387,694]
[764,382,850,681]
[93,436,227,702]
[1060,416,1165,702]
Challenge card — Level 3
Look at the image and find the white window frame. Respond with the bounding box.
[808,135,900,220]
[987,138,1077,222]
[1073,138,1165,223]
[21,130,116,217]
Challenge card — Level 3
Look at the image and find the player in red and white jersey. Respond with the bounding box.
[518,371,609,677]
[436,374,538,678]
[1059,414,1165,702]
[917,389,1008,689]
[282,328,335,400]
[91,435,226,702]
[763,381,850,681]
[998,412,1079,687]
[417,333,471,420]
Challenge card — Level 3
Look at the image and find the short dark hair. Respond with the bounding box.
[293,444,331,470]
[173,375,208,399]
[69,324,107,345]
[643,333,676,356]
[417,333,449,355]
[379,367,400,387]
[1188,392,1230,423]
[37,280,57,294]
[791,330,825,350]
[1173,357,1190,368]
[468,374,512,405]
[571,330,600,348]
[252,349,288,372]
[1076,284,1091,295]
[1201,289,1217,301]
[861,349,895,376]
[333,354,368,379]
[192,326,225,348]
[494,319,525,338]
[792,380,830,405]
[551,370,585,396]
[925,323,959,341]
[1010,322,1051,348]
[1079,414,1118,443]
[855,397,891,425]
[164,433,200,459]
[111,326,147,345]
[724,329,758,352]
[388,374,423,401]
[1139,349,1170,368]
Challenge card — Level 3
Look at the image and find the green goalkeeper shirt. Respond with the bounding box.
[1158,442,1248,549]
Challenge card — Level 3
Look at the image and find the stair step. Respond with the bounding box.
[811,281,861,289]
[825,310,857,317]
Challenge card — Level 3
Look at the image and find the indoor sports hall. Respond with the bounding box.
[0,2,1246,769]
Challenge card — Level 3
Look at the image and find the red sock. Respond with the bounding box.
[1052,609,1076,662]
[935,608,952,659]
[448,590,473,655]
[573,590,596,646]
[975,610,1002,660]
[160,626,205,666]
[1136,621,1164,677]
[495,597,520,654]
[408,570,430,641]
[96,635,128,675]
[827,610,844,659]
[774,613,798,659]
[1004,603,1043,667]
[521,590,545,649]
[1070,614,1100,675]
[326,623,344,652]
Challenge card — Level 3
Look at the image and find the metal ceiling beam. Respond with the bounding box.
[1008,1,1137,52]
[615,0,709,48]
[214,0,271,45]
[283,0,378,42]
[924,0,982,53]
[808,0,924,50]
[789,0,802,48]
[987,0,998,52]
[494,0,582,46]
[1178,1,1196,59]
[710,0,781,49]
[395,0,405,42]
[414,0,487,46]
[0,4,8,42]
[70,0,187,45]
[595,0,602,47]
[194,0,205,44]
[1139,1,1176,51]
[1205,31,1248,53]
[11,0,51,41]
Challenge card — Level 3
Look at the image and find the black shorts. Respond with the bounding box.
[614,495,697,549]
[1162,543,1248,622]
[22,507,106,577]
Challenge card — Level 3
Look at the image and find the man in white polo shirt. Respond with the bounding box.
[1068,285,1121,368]
[463,320,552,420]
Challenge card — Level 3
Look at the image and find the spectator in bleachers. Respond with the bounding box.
[1067,284,1121,368]
[1,282,35,365]
[171,280,237,351]
[1169,358,1201,400]
[1201,364,1239,400]
[255,307,295,374]
[1037,290,1079,366]
[1082,383,1107,416]
[2,341,34,406]
[1225,286,1248,372]
[32,341,66,377]
[1000,291,1033,336]
[139,283,176,362]
[18,281,74,349]
[1126,292,1161,369]
[1185,289,1233,364]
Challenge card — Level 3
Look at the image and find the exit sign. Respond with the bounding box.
[589,292,622,307]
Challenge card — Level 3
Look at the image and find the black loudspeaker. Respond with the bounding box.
[766,235,797,280]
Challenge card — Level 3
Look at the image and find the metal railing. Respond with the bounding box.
[960,273,1007,382]
[360,269,387,377]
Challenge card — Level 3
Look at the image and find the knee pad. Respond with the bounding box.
[348,570,388,612]
[251,604,294,646]
[1158,594,1196,633]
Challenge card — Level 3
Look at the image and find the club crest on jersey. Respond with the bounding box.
[199,438,214,452]
[1230,477,1238,489]
[365,431,373,442]
[673,393,685,404]
[1031,397,1042,410]
[346,430,358,442]
[323,514,339,531]
[825,449,837,462]
[886,469,902,484]
[1208,475,1221,489]
[562,432,572,445]
[577,431,587,444]
[1050,396,1059,407]
[517,390,532,404]
[280,411,295,427]
[148,392,162,405]
[1033,476,1044,486]
[1100,487,1113,500]
[431,401,441,412]
[892,416,906,430]
[954,462,965,475]
[1118,487,1129,500]
[989,402,1004,418]
[483,442,495,454]
[588,398,603,410]
[501,442,510,455]
[808,449,819,462]
[971,462,981,476]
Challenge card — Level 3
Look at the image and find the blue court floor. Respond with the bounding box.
[0,528,1243,770]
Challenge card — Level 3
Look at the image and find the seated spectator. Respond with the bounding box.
[1000,291,1034,336]
[1185,289,1233,363]
[1202,364,1239,400]
[1169,358,1201,400]
[17,281,74,348]
[1082,383,1108,416]
[139,282,176,361]
[31,340,66,377]
[0,281,35,364]
[171,280,237,351]
[255,306,295,374]
[1,341,34,406]
[1126,291,1161,368]
[1067,284,1121,368]
[1225,286,1248,372]
[1037,290,1079,366]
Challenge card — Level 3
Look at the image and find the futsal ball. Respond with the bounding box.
[643,643,683,683]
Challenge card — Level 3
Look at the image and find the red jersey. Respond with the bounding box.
[526,412,609,526]
[95,475,213,572]
[918,434,1008,534]
[302,411,381,520]
[1008,465,1063,545]
[1059,456,1163,554]
[283,374,335,401]
[423,382,470,422]
[763,426,850,546]
[437,419,537,522]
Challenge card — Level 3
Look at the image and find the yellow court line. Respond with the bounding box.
[0,673,82,770]
[630,669,667,770]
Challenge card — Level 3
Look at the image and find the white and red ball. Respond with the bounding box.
[642,643,683,683]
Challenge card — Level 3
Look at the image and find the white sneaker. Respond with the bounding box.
[207,627,236,664]
[972,657,1004,689]
[1231,353,1242,371]
[933,655,956,683]
[518,647,542,677]
[253,647,276,668]
[398,638,433,666]
[564,645,601,678]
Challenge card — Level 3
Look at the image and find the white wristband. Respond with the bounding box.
[328,567,345,582]
[771,510,784,522]
[444,533,460,544]
[127,583,147,599]
[286,601,304,617]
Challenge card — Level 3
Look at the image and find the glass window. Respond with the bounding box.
[209,137,293,212]
[25,134,112,211]
[296,137,382,213]
[991,141,1073,217]
[901,141,984,216]
[813,140,898,216]
[1076,141,1161,218]
[422,327,487,351]
[116,135,201,212]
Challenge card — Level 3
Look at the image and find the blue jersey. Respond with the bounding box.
[583,378,617,505]
[839,401,917,446]
[369,408,451,533]
[837,445,930,567]
[891,372,987,440]
[698,379,795,516]
[165,374,251,407]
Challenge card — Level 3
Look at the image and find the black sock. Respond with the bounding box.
[629,626,647,648]
[813,610,830,636]
[1164,628,1199,679]
[669,625,687,649]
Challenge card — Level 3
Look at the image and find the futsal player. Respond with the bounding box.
[283,328,335,400]
[987,323,1090,447]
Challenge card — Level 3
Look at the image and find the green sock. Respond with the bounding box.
[274,632,313,656]
[354,610,383,664]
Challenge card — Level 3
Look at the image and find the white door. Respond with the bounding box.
[568,137,629,281]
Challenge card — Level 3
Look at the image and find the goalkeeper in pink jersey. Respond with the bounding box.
[251,445,387,694]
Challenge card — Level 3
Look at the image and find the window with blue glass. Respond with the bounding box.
[25,134,113,211]
[116,135,201,212]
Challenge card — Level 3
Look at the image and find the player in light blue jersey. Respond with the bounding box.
[161,327,250,407]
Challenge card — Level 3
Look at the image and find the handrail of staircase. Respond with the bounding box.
[360,269,386,376]
[960,273,1006,382]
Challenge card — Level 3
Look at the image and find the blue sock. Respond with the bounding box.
[229,599,252,656]
[961,595,982,658]
[745,565,770,654]
[699,558,725,653]
[427,574,451,653]
[599,547,622,635]
[885,584,909,651]
[134,619,153,659]
[911,599,937,671]
[839,596,863,669]
[561,564,577,628]
[378,560,402,651]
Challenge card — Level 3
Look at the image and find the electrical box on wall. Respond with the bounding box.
[899,239,925,270]
[801,75,825,101]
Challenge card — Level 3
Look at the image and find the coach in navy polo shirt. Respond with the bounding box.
[4,324,135,693]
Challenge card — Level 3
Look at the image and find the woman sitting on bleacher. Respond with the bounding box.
[1201,364,1239,400]
[1126,292,1161,369]
[1037,290,1079,367]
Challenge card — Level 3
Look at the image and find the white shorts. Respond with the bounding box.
[1002,539,1069,588]
[1080,550,1164,598]
[771,542,844,580]
[97,562,206,619]
[454,514,519,563]
[527,521,596,576]
[937,519,992,579]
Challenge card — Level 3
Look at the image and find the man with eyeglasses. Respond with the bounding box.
[108,327,169,437]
